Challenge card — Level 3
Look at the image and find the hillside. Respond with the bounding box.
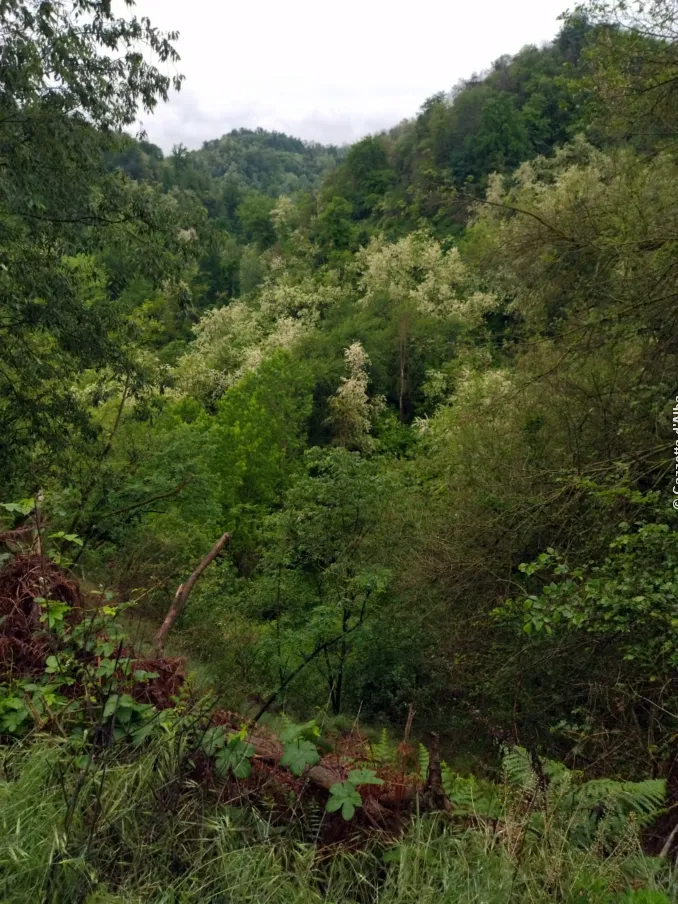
[109,127,343,208]
[1,0,678,901]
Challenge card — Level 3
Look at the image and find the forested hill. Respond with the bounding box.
[2,0,678,900]
[109,127,344,203]
[103,21,591,306]
[112,19,588,239]
[315,14,590,239]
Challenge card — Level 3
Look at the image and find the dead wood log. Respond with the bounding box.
[154,533,230,654]
[245,731,345,789]
[242,729,395,821]
[240,728,452,818]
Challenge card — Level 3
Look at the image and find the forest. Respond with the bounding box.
[1,0,678,900]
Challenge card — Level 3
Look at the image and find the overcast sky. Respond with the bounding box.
[133,0,572,152]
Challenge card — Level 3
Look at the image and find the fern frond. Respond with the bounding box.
[502,746,537,792]
[417,743,430,781]
[441,761,500,818]
[372,728,392,765]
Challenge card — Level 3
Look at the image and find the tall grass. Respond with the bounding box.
[0,738,675,903]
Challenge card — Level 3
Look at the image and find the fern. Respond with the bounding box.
[502,745,571,793]
[502,746,538,792]
[441,761,500,818]
[417,743,429,781]
[576,778,665,822]
[500,746,666,849]
[372,728,393,765]
[562,777,666,848]
[279,711,291,731]
[302,796,325,843]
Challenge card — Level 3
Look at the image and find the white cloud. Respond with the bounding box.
[132,0,571,151]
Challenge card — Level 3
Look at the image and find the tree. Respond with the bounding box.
[357,231,494,419]
[0,0,184,487]
[326,342,383,451]
[209,351,314,541]
[570,0,678,146]
[246,448,394,714]
[237,193,277,249]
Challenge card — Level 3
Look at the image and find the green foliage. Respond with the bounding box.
[441,764,500,818]
[0,589,169,748]
[327,780,363,820]
[568,0,678,148]
[508,513,678,665]
[500,746,667,849]
[417,744,430,781]
[216,736,256,779]
[210,350,314,521]
[0,0,199,489]
[348,767,384,786]
[279,718,315,740]
[325,769,383,821]
[235,446,396,713]
[0,741,669,903]
[4,5,678,898]
[373,728,395,765]
[280,739,321,776]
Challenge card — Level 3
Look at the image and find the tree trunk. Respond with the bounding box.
[154,532,231,654]
[398,318,407,423]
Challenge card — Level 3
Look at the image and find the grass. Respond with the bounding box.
[0,737,676,904]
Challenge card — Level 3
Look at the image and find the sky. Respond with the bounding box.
[133,0,572,152]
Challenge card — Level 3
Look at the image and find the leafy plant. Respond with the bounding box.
[326,767,383,820]
[373,727,394,764]
[347,768,384,786]
[327,781,363,820]
[201,726,256,778]
[280,739,321,776]
[417,744,430,781]
[216,736,256,779]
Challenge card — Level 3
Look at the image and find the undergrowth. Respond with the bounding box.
[0,738,675,904]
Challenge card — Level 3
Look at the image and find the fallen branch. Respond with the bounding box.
[154,533,231,654]
[231,724,452,818]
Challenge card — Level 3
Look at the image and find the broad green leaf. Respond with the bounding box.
[215,738,255,778]
[1,498,34,515]
[95,659,116,678]
[280,719,320,744]
[347,768,384,786]
[327,781,362,820]
[280,739,320,776]
[201,726,226,756]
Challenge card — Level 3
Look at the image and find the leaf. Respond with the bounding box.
[1,498,35,515]
[102,694,120,720]
[279,719,320,744]
[95,659,116,678]
[347,768,384,786]
[48,532,83,546]
[132,720,156,746]
[417,744,430,781]
[133,669,159,682]
[327,781,362,820]
[215,738,255,778]
[201,726,226,756]
[280,739,320,776]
